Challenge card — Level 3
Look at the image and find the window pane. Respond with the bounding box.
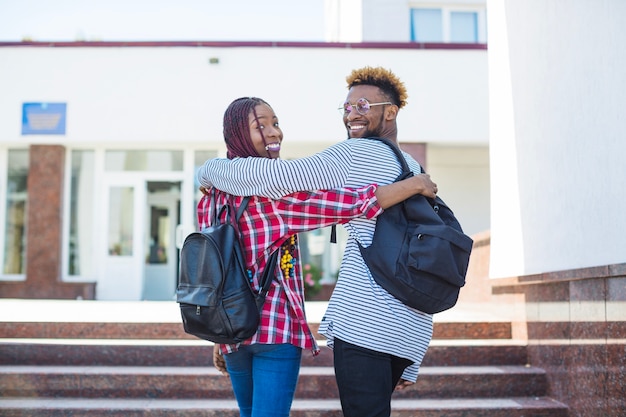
[145,181,181,264]
[105,150,183,171]
[194,150,218,169]
[450,11,478,42]
[411,8,442,42]
[3,149,29,274]
[108,186,134,256]
[194,150,218,230]
[68,150,95,276]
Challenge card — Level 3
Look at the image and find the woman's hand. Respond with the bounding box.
[375,173,438,209]
[213,344,229,377]
[413,173,438,199]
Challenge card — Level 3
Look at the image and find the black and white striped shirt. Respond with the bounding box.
[197,138,433,381]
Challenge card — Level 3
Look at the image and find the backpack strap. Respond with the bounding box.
[209,186,250,225]
[207,190,275,296]
[329,137,427,244]
[258,250,279,297]
[232,194,275,297]
[363,137,425,179]
[235,196,250,221]
[366,137,439,210]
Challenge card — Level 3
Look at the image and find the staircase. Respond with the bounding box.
[0,300,569,417]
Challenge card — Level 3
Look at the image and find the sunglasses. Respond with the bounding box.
[339,98,393,115]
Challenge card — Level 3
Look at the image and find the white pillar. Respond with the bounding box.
[487,0,626,277]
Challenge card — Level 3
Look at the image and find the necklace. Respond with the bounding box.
[280,235,297,279]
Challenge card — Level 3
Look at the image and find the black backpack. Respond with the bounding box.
[176,193,277,344]
[358,137,474,314]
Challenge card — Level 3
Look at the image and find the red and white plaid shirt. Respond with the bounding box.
[197,185,382,355]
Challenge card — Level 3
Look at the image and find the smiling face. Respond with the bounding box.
[249,103,283,158]
[342,84,398,140]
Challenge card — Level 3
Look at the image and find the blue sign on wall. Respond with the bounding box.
[22,102,67,135]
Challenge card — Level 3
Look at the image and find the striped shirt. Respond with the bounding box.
[197,185,383,356]
[197,139,434,382]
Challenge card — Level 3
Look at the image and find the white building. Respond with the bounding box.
[0,0,489,300]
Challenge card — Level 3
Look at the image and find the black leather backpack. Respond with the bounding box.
[177,193,277,343]
[358,137,474,314]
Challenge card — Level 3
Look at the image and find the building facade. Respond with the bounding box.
[0,1,490,300]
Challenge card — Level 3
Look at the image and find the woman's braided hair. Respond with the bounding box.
[345,66,408,109]
[223,97,271,159]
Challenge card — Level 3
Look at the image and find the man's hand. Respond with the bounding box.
[213,344,229,377]
[395,378,414,391]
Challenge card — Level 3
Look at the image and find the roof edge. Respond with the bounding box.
[0,40,487,50]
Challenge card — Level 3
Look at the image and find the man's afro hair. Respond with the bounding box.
[346,66,408,109]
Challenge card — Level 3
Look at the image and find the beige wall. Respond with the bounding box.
[428,145,490,236]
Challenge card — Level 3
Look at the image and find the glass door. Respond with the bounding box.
[99,178,144,300]
[142,181,181,300]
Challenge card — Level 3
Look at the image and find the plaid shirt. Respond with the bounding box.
[197,185,383,355]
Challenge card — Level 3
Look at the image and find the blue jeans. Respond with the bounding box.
[333,338,413,417]
[224,343,302,417]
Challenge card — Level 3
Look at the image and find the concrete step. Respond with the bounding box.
[0,301,566,417]
[0,365,549,400]
[0,397,570,417]
[0,298,517,341]
[0,320,513,340]
[0,339,528,367]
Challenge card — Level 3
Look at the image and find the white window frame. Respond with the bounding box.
[0,147,29,281]
[61,147,102,283]
[61,147,217,283]
[410,3,487,43]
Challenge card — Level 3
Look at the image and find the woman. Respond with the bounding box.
[199,97,437,417]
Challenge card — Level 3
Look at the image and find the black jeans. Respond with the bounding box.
[333,338,414,417]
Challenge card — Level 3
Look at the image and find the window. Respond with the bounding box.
[67,150,95,277]
[410,6,486,43]
[450,11,478,42]
[193,150,218,230]
[411,8,443,42]
[105,150,183,171]
[108,186,135,256]
[2,149,29,276]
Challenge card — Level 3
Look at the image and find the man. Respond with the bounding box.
[197,66,433,417]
